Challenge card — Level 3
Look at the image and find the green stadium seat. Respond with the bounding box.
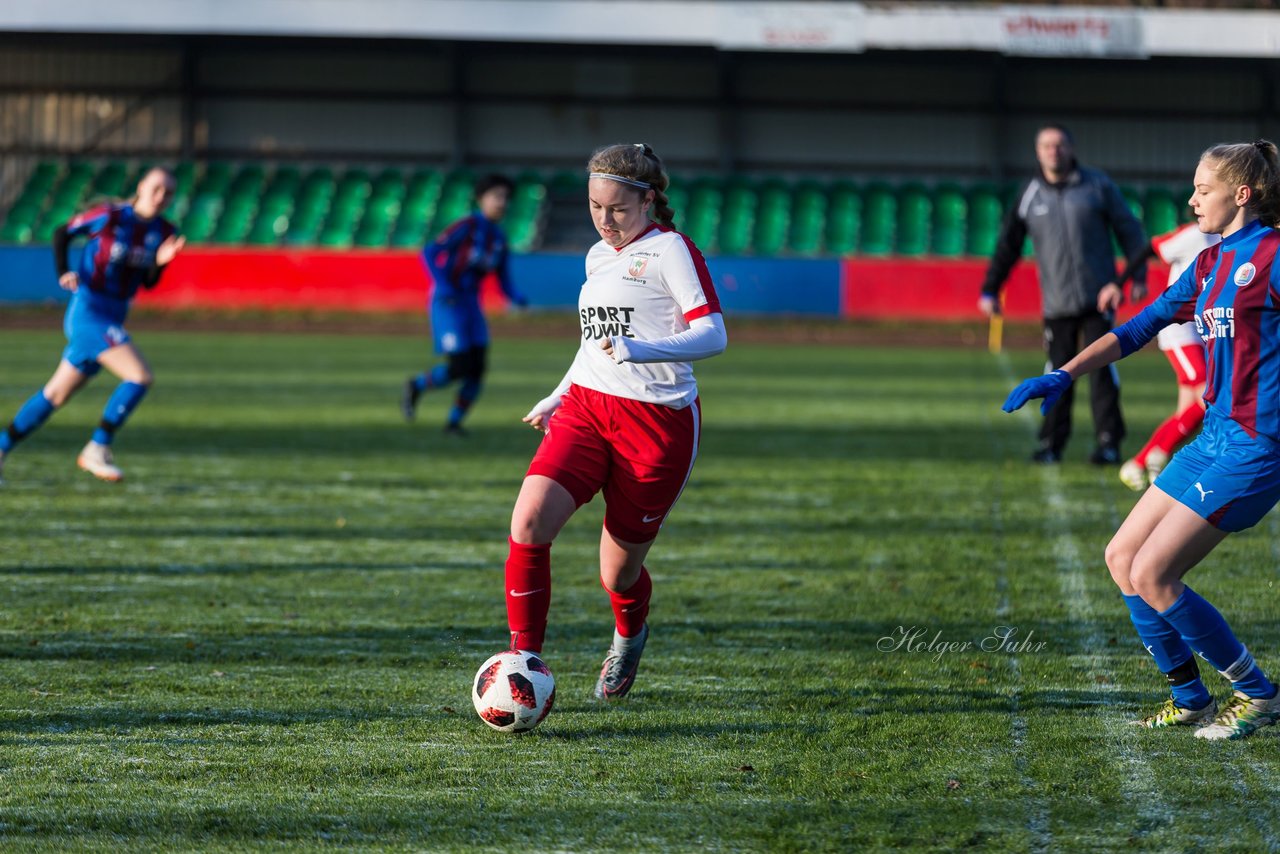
[966,185,1004,257]
[753,180,791,257]
[860,183,896,256]
[931,184,967,257]
[354,168,405,248]
[1144,186,1184,238]
[211,165,266,244]
[684,179,722,254]
[718,179,757,257]
[825,183,861,256]
[284,167,335,246]
[91,161,129,199]
[391,169,444,248]
[507,173,547,253]
[318,169,372,248]
[664,184,689,231]
[895,183,931,257]
[429,171,474,236]
[789,182,828,257]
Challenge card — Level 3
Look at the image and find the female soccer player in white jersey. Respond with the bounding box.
[1112,223,1220,492]
[1004,141,1280,740]
[502,143,726,700]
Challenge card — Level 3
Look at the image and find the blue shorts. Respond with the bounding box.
[62,309,130,377]
[1154,410,1280,532]
[431,299,488,354]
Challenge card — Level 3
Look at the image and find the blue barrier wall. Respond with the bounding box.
[1,246,843,317]
[0,246,65,306]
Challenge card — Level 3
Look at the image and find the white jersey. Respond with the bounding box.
[569,224,721,408]
[1152,224,1220,351]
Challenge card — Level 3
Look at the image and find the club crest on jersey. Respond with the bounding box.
[628,257,649,277]
[1235,262,1257,287]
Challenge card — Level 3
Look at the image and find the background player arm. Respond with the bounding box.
[1111,243,1157,300]
[1104,178,1149,287]
[979,200,1028,311]
[495,245,527,308]
[604,314,727,364]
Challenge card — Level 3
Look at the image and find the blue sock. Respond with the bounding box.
[449,379,482,427]
[0,391,56,452]
[1160,586,1277,699]
[92,382,148,446]
[1123,593,1212,709]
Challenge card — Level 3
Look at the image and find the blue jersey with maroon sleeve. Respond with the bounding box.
[66,203,177,303]
[421,212,524,306]
[1115,219,1280,440]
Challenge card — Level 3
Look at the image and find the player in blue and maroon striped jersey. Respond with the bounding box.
[401,174,528,435]
[0,167,184,483]
[1004,141,1280,740]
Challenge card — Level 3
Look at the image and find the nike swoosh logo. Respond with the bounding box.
[642,514,663,524]
[509,588,545,598]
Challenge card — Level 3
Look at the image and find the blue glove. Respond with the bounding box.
[1002,370,1072,415]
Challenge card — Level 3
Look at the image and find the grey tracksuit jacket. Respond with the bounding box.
[980,165,1149,320]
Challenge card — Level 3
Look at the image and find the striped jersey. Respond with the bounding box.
[422,212,521,304]
[1115,219,1280,439]
[569,224,721,408]
[1151,224,1219,351]
[66,203,177,304]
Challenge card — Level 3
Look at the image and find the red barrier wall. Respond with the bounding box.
[839,257,1169,322]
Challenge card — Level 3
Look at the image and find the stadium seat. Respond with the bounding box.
[90,161,129,200]
[1144,186,1184,238]
[284,167,336,246]
[860,183,896,256]
[684,178,722,253]
[966,185,1003,257]
[825,182,861,256]
[390,169,444,247]
[429,171,475,236]
[718,179,758,256]
[247,166,301,245]
[789,181,828,257]
[931,183,967,257]
[895,183,931,257]
[32,161,95,241]
[317,169,371,248]
[353,167,405,248]
[212,164,266,244]
[180,163,235,243]
[753,179,792,257]
[506,172,547,253]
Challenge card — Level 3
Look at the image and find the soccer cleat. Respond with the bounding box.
[400,378,420,421]
[76,441,123,482]
[1119,459,1149,492]
[1194,689,1280,741]
[594,623,649,701]
[1129,696,1217,728]
[1030,447,1062,464]
[1145,447,1170,480]
[1090,445,1122,466]
[443,422,468,437]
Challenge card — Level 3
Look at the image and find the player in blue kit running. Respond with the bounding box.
[0,167,184,483]
[401,174,528,435]
[1005,141,1280,740]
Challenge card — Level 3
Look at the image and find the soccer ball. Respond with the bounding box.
[471,649,556,733]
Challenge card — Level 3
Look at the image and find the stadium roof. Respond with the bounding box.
[1,0,1278,58]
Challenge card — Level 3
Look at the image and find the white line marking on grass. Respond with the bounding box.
[995,354,1176,843]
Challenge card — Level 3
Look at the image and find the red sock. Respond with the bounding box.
[1134,405,1204,465]
[505,537,551,653]
[607,566,652,639]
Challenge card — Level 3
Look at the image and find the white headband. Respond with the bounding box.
[590,172,652,190]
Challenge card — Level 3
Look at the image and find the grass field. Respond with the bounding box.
[1,325,1278,851]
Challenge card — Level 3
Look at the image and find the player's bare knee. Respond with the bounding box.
[1103,537,1133,581]
[510,515,552,546]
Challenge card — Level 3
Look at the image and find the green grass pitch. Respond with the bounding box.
[1,325,1278,851]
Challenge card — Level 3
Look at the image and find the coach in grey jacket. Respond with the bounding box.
[979,124,1149,464]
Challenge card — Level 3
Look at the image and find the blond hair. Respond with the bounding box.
[587,143,675,229]
[1201,140,1280,227]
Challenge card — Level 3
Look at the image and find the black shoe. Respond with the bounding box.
[1090,445,1122,466]
[1030,448,1062,464]
[401,379,420,421]
[443,422,468,437]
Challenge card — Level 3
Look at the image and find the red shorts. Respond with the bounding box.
[526,384,701,544]
[1164,343,1206,387]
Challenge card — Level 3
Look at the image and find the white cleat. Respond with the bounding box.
[1195,689,1280,741]
[77,441,124,483]
[1119,459,1148,492]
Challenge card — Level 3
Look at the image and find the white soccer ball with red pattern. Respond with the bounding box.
[471,650,556,733]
